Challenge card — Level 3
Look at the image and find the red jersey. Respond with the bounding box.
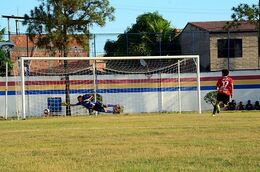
[216,76,234,96]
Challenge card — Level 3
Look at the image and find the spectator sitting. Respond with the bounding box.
[227,100,236,110]
[254,101,260,110]
[237,101,245,110]
[245,100,254,110]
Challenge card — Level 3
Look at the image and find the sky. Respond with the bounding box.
[0,0,257,55]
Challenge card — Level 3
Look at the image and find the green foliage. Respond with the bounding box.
[0,28,13,76]
[226,3,259,29]
[0,50,13,76]
[231,3,259,23]
[104,12,180,56]
[0,28,5,41]
[204,91,218,106]
[23,0,115,55]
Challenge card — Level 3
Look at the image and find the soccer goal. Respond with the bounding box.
[18,55,201,118]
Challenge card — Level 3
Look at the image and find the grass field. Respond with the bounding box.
[0,112,259,172]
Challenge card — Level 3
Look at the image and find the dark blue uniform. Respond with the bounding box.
[75,94,95,109]
[76,94,106,112]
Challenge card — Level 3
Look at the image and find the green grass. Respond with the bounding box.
[0,112,259,172]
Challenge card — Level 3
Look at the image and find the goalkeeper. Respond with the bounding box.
[65,94,121,114]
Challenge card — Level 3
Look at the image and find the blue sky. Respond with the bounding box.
[0,0,257,33]
[0,0,257,55]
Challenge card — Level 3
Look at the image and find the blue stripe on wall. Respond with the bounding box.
[0,91,17,95]
[234,84,260,89]
[1,84,260,95]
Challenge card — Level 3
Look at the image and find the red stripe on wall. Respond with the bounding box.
[24,80,93,85]
[0,82,16,86]
[201,75,260,81]
[0,78,193,86]
[0,75,259,86]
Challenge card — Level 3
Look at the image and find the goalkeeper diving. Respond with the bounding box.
[63,94,121,114]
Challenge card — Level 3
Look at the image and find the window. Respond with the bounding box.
[217,39,242,58]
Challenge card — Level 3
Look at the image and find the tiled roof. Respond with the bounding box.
[188,21,257,32]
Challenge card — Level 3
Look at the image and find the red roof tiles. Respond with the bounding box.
[188,20,257,32]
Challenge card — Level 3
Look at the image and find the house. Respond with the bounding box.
[179,21,258,71]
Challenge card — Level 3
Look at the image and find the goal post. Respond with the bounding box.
[18,55,201,118]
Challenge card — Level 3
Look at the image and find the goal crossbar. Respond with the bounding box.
[19,55,199,61]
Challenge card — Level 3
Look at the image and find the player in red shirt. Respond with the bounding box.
[213,69,234,115]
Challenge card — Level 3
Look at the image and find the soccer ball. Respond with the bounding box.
[44,108,50,116]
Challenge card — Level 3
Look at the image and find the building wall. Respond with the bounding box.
[9,35,89,75]
[210,32,259,71]
[179,24,210,71]
[1,70,260,117]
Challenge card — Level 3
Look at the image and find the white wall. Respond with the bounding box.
[0,70,260,117]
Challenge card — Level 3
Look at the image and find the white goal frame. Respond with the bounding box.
[19,55,201,119]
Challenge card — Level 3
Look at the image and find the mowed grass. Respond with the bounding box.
[0,112,259,172]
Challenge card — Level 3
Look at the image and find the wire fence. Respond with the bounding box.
[1,30,260,118]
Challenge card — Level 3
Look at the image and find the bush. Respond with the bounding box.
[0,49,13,76]
[204,91,217,107]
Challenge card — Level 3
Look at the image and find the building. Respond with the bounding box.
[9,34,90,75]
[179,21,258,71]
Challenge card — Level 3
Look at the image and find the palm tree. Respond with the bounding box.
[104,12,178,56]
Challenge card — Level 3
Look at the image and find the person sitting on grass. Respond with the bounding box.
[227,100,236,110]
[245,100,254,110]
[237,101,245,110]
[254,101,260,110]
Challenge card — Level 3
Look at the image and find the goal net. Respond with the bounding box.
[17,56,201,118]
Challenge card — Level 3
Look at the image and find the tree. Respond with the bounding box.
[23,0,115,115]
[225,3,259,29]
[204,91,218,107]
[230,3,259,25]
[228,2,260,66]
[0,28,13,76]
[104,12,179,56]
[0,28,5,41]
[0,51,13,77]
